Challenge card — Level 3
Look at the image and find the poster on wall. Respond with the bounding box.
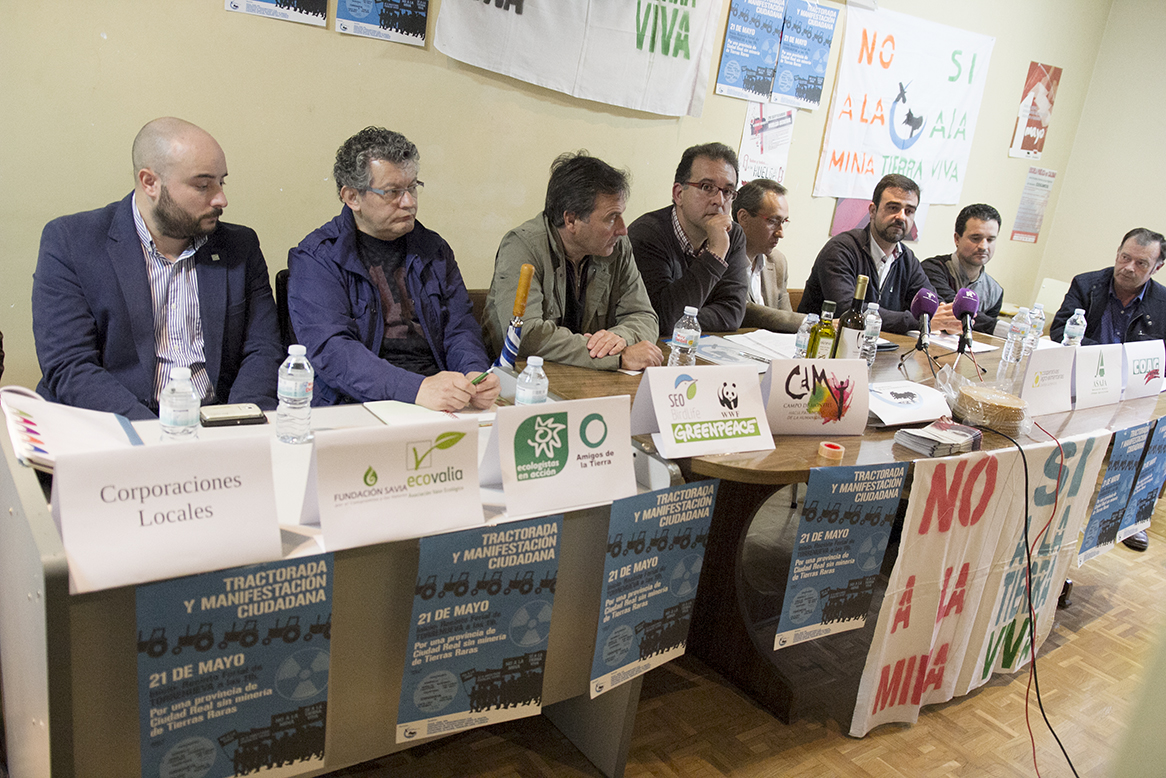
[1010,167,1057,243]
[769,0,839,111]
[434,0,723,117]
[590,482,719,697]
[812,7,995,204]
[137,556,333,778]
[773,463,907,649]
[224,0,326,27]
[849,432,1109,737]
[1078,422,1152,564]
[739,103,795,184]
[336,0,428,45]
[1115,418,1166,544]
[397,516,561,743]
[715,0,786,102]
[1008,62,1062,160]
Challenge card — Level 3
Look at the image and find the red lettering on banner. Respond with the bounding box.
[871,643,950,714]
[838,95,852,120]
[828,149,877,175]
[917,455,999,534]
[859,95,886,126]
[891,575,914,633]
[936,563,969,622]
[858,29,895,69]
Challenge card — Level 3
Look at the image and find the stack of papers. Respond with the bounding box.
[894,417,983,457]
[868,381,951,427]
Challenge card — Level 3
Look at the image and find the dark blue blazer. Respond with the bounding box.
[32,193,284,420]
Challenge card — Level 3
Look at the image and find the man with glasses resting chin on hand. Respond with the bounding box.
[287,127,499,412]
[628,142,750,336]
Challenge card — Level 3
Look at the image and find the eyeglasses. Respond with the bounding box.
[764,216,791,229]
[683,181,737,201]
[365,181,424,201]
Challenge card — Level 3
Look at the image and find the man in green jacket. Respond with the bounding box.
[485,152,662,370]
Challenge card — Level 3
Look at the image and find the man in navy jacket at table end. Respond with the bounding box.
[287,127,499,412]
[32,117,283,420]
[1050,227,1166,553]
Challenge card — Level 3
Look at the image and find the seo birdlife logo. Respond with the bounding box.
[668,374,701,421]
[514,413,569,481]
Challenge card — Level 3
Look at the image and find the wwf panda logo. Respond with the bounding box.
[718,382,739,410]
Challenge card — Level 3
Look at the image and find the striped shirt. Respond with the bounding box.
[131,193,214,409]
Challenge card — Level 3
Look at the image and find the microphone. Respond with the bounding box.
[909,288,941,352]
[953,288,980,354]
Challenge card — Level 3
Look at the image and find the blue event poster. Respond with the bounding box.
[1117,418,1166,543]
[336,0,428,47]
[1079,422,1151,564]
[397,515,562,743]
[590,481,718,698]
[770,0,838,110]
[137,555,333,778]
[715,0,786,102]
[774,462,908,649]
[223,0,326,27]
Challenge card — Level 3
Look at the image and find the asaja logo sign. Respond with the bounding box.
[515,413,568,481]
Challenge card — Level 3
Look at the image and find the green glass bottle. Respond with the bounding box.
[808,300,838,359]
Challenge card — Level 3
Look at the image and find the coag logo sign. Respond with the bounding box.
[514,413,568,481]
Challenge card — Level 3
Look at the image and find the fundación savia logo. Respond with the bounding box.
[514,413,568,482]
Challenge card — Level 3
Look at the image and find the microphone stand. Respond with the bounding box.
[898,312,942,379]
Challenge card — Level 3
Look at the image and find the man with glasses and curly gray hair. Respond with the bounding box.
[287,127,498,411]
[628,142,750,336]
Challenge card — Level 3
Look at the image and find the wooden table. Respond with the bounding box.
[540,333,1166,724]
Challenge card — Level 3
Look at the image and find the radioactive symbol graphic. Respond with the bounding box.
[275,648,330,700]
[669,555,703,598]
[509,599,553,647]
[857,531,890,572]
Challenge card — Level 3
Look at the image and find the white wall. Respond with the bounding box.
[0,0,1123,389]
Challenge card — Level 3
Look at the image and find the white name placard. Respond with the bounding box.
[482,396,635,519]
[1018,345,1074,415]
[53,437,282,593]
[1123,339,1166,400]
[760,359,869,436]
[1073,344,1124,409]
[630,365,774,458]
[305,418,483,551]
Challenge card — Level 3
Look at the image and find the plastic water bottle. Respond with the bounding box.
[515,356,549,405]
[277,345,314,444]
[1013,305,1044,391]
[1062,308,1087,346]
[667,306,701,367]
[794,314,818,358]
[860,303,882,373]
[995,306,1029,391]
[159,366,200,442]
[1028,303,1047,340]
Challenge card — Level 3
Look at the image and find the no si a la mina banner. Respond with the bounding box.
[434,0,723,117]
[850,430,1109,737]
[814,7,995,204]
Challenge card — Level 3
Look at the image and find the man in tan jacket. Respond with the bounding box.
[733,179,804,332]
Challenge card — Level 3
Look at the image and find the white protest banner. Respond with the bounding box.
[631,366,774,459]
[1073,344,1123,409]
[305,418,483,551]
[434,0,722,117]
[1123,339,1166,400]
[1018,345,1074,414]
[53,437,282,593]
[812,7,995,204]
[849,431,1108,737]
[483,397,635,520]
[760,359,868,435]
